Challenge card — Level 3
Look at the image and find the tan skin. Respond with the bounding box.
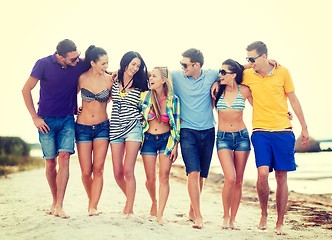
[111,57,142,216]
[247,50,309,235]
[180,57,204,229]
[142,68,178,223]
[76,54,112,216]
[213,64,252,230]
[21,51,81,219]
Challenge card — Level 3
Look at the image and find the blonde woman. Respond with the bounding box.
[140,67,180,223]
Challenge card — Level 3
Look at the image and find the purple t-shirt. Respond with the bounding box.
[31,53,88,117]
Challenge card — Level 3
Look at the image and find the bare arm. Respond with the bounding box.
[286,91,309,146]
[22,76,50,134]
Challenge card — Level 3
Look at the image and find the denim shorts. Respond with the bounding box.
[216,128,251,152]
[140,132,170,155]
[180,128,215,178]
[251,130,296,172]
[110,122,143,144]
[75,120,110,143]
[38,115,75,159]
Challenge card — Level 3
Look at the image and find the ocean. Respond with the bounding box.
[208,151,332,195]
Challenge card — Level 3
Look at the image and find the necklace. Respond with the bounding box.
[121,79,133,93]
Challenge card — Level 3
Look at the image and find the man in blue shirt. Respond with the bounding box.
[22,39,88,219]
[172,48,219,228]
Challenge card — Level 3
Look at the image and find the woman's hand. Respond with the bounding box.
[169,143,178,163]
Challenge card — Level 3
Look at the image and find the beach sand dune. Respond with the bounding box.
[0,155,331,240]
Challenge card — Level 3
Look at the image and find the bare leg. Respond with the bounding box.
[188,177,203,222]
[156,153,172,222]
[89,140,108,215]
[188,171,203,229]
[217,149,236,229]
[123,141,141,215]
[45,158,57,215]
[54,152,70,219]
[142,154,157,216]
[275,170,288,235]
[256,166,270,229]
[77,142,93,211]
[229,151,249,230]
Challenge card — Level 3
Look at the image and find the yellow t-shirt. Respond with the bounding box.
[242,66,295,130]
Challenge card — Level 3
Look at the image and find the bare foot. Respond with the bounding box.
[54,210,70,219]
[46,205,56,215]
[150,201,157,217]
[192,217,203,229]
[157,213,163,224]
[258,216,267,230]
[222,217,230,229]
[275,225,287,235]
[88,208,101,216]
[188,208,195,222]
[230,220,240,230]
[125,212,134,219]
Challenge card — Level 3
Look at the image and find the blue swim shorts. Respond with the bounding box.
[180,128,215,178]
[75,119,110,143]
[251,130,296,172]
[216,128,251,152]
[38,115,75,159]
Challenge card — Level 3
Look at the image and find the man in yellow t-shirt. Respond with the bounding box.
[242,41,309,235]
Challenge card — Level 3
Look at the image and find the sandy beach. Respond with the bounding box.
[0,154,331,240]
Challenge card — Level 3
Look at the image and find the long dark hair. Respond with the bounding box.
[118,51,149,92]
[84,45,107,68]
[215,59,244,107]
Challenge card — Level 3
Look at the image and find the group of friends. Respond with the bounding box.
[22,39,309,235]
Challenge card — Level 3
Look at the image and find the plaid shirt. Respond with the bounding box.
[140,90,180,156]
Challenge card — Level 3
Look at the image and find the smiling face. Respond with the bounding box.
[247,50,265,72]
[91,54,108,74]
[62,50,81,67]
[149,68,165,90]
[125,57,141,78]
[219,64,236,85]
[181,57,198,77]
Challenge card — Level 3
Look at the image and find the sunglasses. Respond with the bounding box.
[219,69,235,76]
[246,53,263,63]
[69,53,81,63]
[180,62,196,69]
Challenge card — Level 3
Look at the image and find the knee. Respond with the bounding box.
[159,172,170,185]
[58,152,70,161]
[124,169,134,180]
[93,166,104,177]
[224,175,236,186]
[257,171,269,182]
[146,175,156,186]
[81,170,92,180]
[114,170,124,182]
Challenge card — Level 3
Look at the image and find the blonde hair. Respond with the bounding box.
[150,66,173,122]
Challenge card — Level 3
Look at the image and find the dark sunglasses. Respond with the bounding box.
[180,61,195,69]
[219,69,235,76]
[246,53,263,63]
[69,53,81,63]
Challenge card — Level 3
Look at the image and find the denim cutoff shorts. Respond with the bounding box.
[110,122,143,144]
[180,127,215,178]
[38,115,75,159]
[75,119,110,143]
[140,131,170,155]
[216,128,251,152]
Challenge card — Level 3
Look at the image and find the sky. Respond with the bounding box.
[1,0,332,143]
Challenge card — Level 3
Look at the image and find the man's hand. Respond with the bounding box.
[33,117,50,134]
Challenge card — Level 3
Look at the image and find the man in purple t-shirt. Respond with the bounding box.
[22,39,88,219]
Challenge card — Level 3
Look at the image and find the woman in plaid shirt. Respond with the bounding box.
[140,66,180,223]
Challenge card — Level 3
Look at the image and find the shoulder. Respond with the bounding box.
[239,84,251,97]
